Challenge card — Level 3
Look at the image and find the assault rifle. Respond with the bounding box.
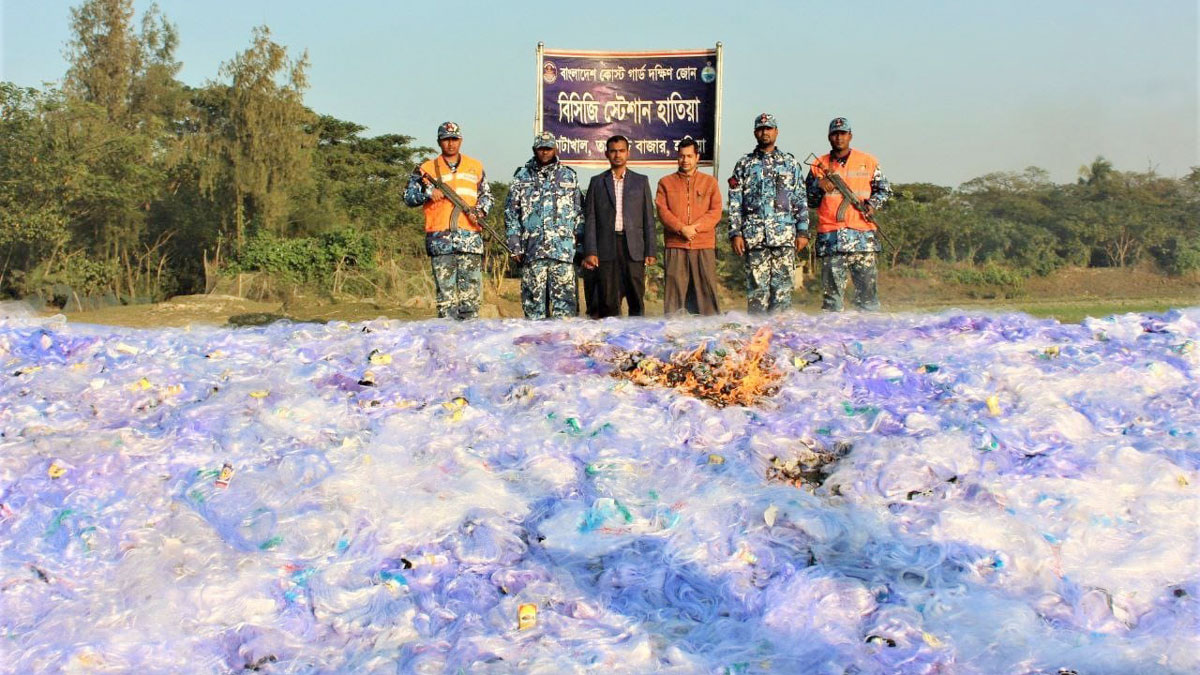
[803,154,894,248]
[421,171,514,255]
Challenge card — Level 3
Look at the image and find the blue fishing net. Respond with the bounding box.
[1,306,1197,673]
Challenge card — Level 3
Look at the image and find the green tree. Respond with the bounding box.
[1072,160,1181,268]
[196,26,315,247]
[0,85,72,291]
[956,167,1068,273]
[65,0,181,124]
[64,0,140,122]
[305,114,427,232]
[884,185,952,267]
[59,0,184,296]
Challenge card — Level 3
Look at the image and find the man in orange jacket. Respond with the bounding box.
[403,121,494,319]
[655,138,723,315]
[804,117,891,311]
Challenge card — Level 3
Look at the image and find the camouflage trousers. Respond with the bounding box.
[745,246,796,314]
[820,252,879,311]
[430,253,482,320]
[521,259,578,320]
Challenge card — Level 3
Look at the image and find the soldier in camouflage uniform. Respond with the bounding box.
[403,121,494,320]
[804,117,892,311]
[727,113,810,314]
[504,132,584,319]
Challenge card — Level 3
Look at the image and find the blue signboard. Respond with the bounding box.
[537,47,722,168]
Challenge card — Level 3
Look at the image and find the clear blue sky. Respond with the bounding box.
[3,0,1197,187]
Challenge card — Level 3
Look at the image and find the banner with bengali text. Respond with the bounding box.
[537,47,721,167]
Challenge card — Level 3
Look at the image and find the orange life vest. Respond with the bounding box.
[812,150,878,233]
[419,154,484,233]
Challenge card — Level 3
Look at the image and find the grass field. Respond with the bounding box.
[48,265,1198,328]
[898,297,1197,324]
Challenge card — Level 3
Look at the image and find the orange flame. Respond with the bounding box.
[585,325,783,408]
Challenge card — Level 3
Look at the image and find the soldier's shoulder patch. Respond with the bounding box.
[728,176,739,189]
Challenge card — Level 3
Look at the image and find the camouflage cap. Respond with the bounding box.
[437,121,463,140]
[828,117,852,133]
[532,131,557,149]
[753,113,778,130]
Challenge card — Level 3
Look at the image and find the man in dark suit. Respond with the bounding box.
[581,135,657,318]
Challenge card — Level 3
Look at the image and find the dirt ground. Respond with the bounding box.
[46,267,1198,328]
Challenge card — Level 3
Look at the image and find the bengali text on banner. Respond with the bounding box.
[537,47,721,167]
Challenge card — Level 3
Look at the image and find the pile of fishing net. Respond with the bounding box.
[0,305,1197,673]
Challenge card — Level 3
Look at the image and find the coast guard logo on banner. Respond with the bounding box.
[542,61,558,84]
[701,62,716,83]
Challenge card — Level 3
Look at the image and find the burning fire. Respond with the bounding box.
[582,326,783,408]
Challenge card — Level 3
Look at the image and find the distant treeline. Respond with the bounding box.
[2,0,1197,306]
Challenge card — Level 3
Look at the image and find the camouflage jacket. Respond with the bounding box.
[504,158,583,263]
[727,147,809,250]
[403,165,495,256]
